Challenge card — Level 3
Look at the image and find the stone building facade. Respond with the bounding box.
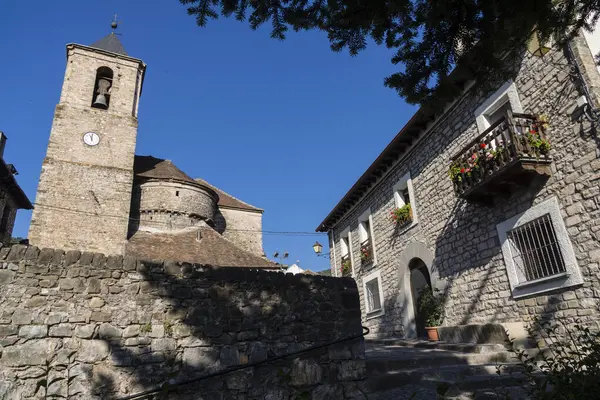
[28,32,268,267]
[318,30,600,338]
[0,132,33,244]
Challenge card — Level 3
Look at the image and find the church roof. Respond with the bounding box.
[134,155,262,212]
[134,156,208,188]
[195,178,263,212]
[90,33,128,56]
[126,222,276,269]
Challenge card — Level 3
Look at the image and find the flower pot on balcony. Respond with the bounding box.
[425,326,440,341]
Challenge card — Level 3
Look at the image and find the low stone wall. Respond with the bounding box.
[0,244,366,399]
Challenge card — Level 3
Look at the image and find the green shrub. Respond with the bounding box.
[417,288,444,327]
[501,319,600,399]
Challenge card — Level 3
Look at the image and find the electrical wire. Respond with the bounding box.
[31,202,326,237]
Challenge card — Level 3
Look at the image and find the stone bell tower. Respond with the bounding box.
[28,25,146,255]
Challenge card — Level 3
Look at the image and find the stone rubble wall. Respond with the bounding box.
[329,44,600,338]
[0,244,365,399]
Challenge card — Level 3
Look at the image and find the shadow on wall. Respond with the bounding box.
[213,208,227,235]
[432,175,546,327]
[86,261,365,399]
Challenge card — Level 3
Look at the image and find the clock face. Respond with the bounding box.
[83,132,100,146]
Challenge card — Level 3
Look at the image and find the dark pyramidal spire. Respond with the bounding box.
[90,15,127,56]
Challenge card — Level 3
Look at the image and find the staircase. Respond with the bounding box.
[364,338,531,399]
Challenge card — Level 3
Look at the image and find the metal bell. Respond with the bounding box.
[93,94,108,109]
[93,77,111,109]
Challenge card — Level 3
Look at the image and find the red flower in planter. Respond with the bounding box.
[460,167,466,174]
[480,143,487,149]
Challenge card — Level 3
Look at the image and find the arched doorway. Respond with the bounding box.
[409,258,432,338]
[397,242,443,339]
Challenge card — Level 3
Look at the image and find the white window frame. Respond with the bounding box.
[496,196,583,299]
[475,81,523,133]
[362,269,385,319]
[392,172,418,229]
[358,208,377,266]
[339,227,355,277]
[329,234,338,277]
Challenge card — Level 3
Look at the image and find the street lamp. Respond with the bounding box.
[313,241,330,258]
[313,241,323,255]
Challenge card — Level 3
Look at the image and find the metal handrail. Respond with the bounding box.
[116,326,371,400]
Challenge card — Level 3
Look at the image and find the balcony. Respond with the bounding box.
[360,239,374,266]
[449,111,552,203]
[340,254,352,277]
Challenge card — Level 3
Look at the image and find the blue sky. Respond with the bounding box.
[1,1,416,272]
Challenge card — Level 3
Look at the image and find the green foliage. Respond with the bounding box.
[179,0,600,104]
[391,204,412,226]
[163,320,173,337]
[416,288,444,327]
[341,258,352,276]
[502,319,600,400]
[295,391,311,400]
[9,237,27,245]
[360,245,372,263]
[524,129,552,156]
[141,323,152,333]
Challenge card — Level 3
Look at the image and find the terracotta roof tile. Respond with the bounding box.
[195,178,262,212]
[133,155,199,185]
[125,222,275,269]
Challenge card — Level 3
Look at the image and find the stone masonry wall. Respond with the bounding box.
[28,45,144,256]
[133,180,218,231]
[0,244,365,399]
[217,208,265,257]
[329,41,600,338]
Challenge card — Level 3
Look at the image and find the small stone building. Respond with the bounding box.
[27,31,272,269]
[0,132,33,244]
[318,29,600,338]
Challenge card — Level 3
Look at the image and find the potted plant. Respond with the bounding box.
[417,288,444,341]
[341,258,352,276]
[360,248,371,263]
[391,203,412,227]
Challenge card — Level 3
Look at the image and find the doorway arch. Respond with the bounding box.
[397,241,443,338]
[409,258,432,337]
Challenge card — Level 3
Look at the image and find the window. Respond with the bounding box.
[392,172,417,228]
[339,228,353,277]
[497,197,583,299]
[475,81,523,132]
[91,67,114,110]
[507,214,566,282]
[358,209,376,266]
[362,270,384,318]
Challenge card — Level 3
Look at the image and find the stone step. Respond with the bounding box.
[366,339,509,354]
[366,363,527,392]
[366,347,518,374]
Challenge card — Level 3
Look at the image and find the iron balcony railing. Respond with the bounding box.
[449,110,552,200]
[360,239,374,266]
